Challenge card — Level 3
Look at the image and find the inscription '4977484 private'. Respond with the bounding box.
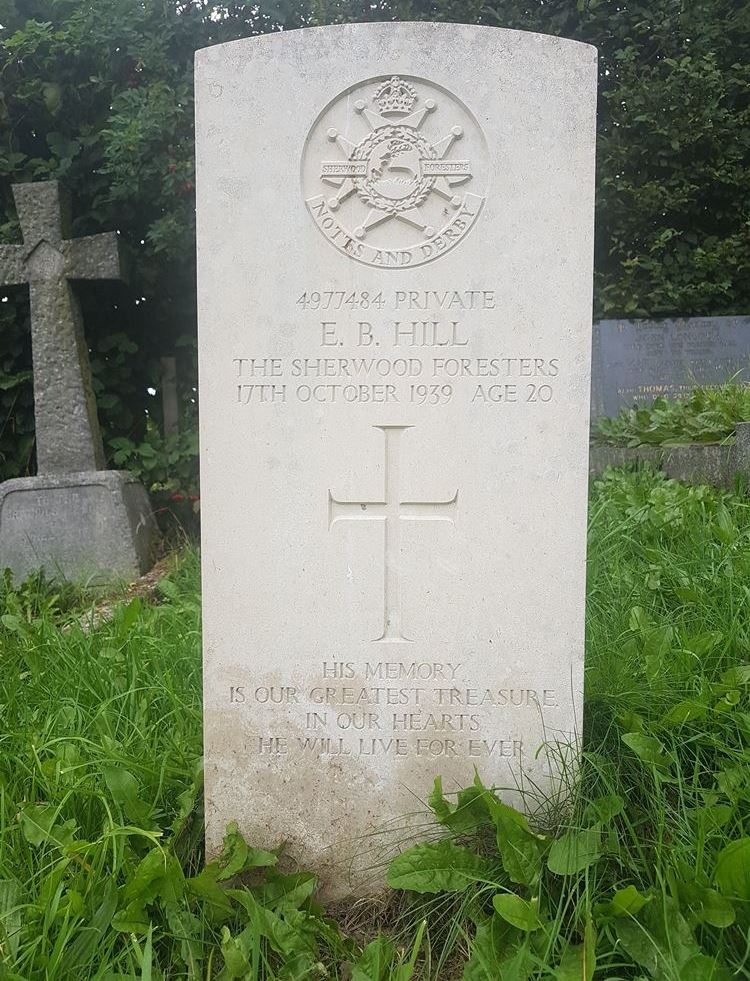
[196,23,596,892]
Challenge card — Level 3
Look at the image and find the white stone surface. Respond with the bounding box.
[196,22,597,892]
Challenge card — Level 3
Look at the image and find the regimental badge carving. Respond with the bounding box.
[301,75,488,268]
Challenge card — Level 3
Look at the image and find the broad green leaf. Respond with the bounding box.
[675,586,701,604]
[164,902,203,976]
[253,870,316,910]
[629,606,650,634]
[681,954,732,981]
[219,925,251,979]
[661,700,708,726]
[622,732,672,769]
[133,849,184,906]
[186,865,233,920]
[230,892,318,963]
[684,631,723,657]
[170,761,203,835]
[716,767,747,799]
[492,942,533,981]
[0,614,24,633]
[352,936,396,981]
[583,794,624,825]
[615,918,659,976]
[113,849,185,934]
[693,887,735,928]
[103,765,152,826]
[492,893,543,932]
[547,829,600,876]
[463,916,533,981]
[461,917,511,980]
[488,798,545,886]
[554,944,587,981]
[0,370,32,391]
[117,596,141,636]
[609,884,650,917]
[158,578,180,601]
[387,840,491,894]
[714,838,750,899]
[721,664,750,687]
[428,776,453,824]
[0,879,22,961]
[42,82,62,114]
[18,804,76,849]
[713,504,737,544]
[616,895,700,975]
[428,775,493,833]
[643,624,673,661]
[555,918,595,981]
[691,803,733,831]
[618,709,646,733]
[217,821,276,880]
[112,903,151,934]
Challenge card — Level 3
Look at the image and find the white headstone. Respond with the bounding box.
[196,23,596,891]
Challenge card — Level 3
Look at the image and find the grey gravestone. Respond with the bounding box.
[0,181,157,582]
[591,316,750,417]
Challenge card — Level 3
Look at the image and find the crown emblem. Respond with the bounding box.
[374,76,417,115]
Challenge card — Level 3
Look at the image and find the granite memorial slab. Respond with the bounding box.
[0,181,157,582]
[591,316,750,418]
[196,23,597,890]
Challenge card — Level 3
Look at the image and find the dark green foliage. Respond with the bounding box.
[1,0,748,480]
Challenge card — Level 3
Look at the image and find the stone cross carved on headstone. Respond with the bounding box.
[0,181,123,474]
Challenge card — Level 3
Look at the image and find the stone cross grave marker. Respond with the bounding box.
[0,181,156,582]
[196,23,597,893]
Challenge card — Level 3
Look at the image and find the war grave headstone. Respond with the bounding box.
[0,181,157,582]
[196,23,597,890]
[591,316,750,418]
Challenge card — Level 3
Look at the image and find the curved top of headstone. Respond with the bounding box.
[195,21,597,64]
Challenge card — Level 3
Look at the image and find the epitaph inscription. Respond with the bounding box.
[197,23,596,892]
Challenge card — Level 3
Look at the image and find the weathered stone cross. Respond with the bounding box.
[0,181,123,474]
[329,425,457,643]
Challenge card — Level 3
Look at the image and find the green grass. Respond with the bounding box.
[1,468,750,978]
[593,383,750,447]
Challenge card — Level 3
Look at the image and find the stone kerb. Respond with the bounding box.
[589,421,750,489]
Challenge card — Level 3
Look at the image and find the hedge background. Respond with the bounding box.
[0,0,748,490]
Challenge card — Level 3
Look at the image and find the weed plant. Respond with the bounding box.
[593,383,750,447]
[0,469,749,978]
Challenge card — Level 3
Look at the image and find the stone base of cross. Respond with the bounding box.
[0,470,156,584]
[0,181,158,582]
